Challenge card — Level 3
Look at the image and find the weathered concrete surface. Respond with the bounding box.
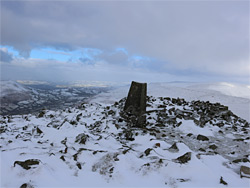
[124,81,147,116]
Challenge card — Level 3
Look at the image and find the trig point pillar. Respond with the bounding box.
[124,81,147,119]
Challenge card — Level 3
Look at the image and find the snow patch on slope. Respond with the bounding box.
[0,80,29,97]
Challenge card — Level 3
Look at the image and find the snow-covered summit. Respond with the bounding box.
[90,82,250,122]
[0,81,249,188]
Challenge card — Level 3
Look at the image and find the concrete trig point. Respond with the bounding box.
[123,81,147,127]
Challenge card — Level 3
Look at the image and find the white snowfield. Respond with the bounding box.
[0,82,250,188]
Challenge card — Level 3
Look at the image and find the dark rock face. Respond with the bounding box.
[14,159,40,170]
[124,81,147,116]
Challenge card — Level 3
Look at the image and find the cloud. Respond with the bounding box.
[0,48,14,62]
[97,50,128,65]
[1,1,249,82]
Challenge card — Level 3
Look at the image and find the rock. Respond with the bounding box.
[76,162,82,169]
[36,127,43,134]
[232,158,250,163]
[155,143,161,148]
[144,148,153,156]
[60,155,66,161]
[108,110,115,116]
[199,148,206,152]
[70,120,77,125]
[75,133,89,144]
[215,122,224,127]
[240,166,250,178]
[124,130,134,141]
[209,144,217,150]
[220,176,228,185]
[197,134,209,141]
[38,110,45,118]
[76,113,82,121]
[174,152,192,164]
[14,159,40,170]
[233,138,244,142]
[169,143,179,152]
[20,183,34,188]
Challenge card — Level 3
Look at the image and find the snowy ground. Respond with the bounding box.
[0,82,249,188]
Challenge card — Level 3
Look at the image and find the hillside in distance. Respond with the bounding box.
[0,80,111,115]
[0,81,250,187]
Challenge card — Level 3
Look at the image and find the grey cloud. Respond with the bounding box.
[0,49,13,62]
[98,50,128,65]
[1,1,249,80]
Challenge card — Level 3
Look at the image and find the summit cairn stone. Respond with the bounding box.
[123,81,147,127]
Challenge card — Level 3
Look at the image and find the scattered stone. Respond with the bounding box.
[61,137,67,145]
[174,152,192,164]
[108,110,115,116]
[14,159,40,170]
[36,127,43,134]
[197,134,209,141]
[70,120,77,125]
[169,143,179,152]
[76,162,82,169]
[220,176,228,185]
[232,158,250,163]
[177,178,190,182]
[124,130,134,141]
[76,113,82,121]
[233,138,244,142]
[199,148,206,152]
[240,166,250,178]
[155,143,161,148]
[75,133,89,144]
[209,144,218,150]
[38,111,45,118]
[144,148,153,156]
[60,156,66,161]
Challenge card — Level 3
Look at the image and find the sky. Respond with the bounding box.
[0,0,249,84]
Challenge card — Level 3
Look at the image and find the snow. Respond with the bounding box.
[1,82,250,188]
[0,80,29,97]
[177,120,215,137]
